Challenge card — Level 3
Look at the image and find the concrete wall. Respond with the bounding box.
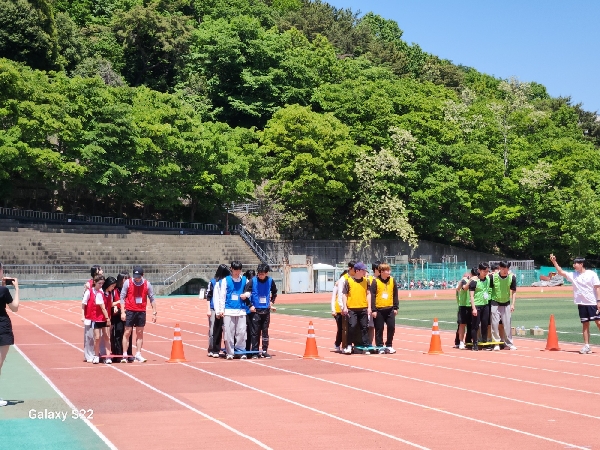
[257,239,502,269]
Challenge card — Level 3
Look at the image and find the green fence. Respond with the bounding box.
[389,262,468,289]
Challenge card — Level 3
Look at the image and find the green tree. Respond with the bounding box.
[260,104,356,237]
[0,0,58,70]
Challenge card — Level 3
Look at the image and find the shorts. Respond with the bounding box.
[0,316,14,346]
[458,306,471,324]
[93,321,107,329]
[578,304,600,323]
[125,310,146,327]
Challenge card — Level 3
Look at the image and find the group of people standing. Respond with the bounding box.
[205,262,278,360]
[81,265,157,364]
[331,261,399,355]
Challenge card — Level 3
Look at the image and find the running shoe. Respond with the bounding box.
[0,399,7,407]
[472,344,479,352]
[134,353,147,362]
[120,357,128,363]
[261,352,272,359]
[386,347,396,354]
[493,345,500,351]
[342,345,352,355]
[580,345,592,354]
[251,354,259,359]
[364,351,371,355]
[458,342,465,350]
[508,345,518,351]
[92,356,100,364]
[378,348,386,354]
[226,354,234,360]
[334,345,341,352]
[207,352,214,357]
[212,352,220,358]
[240,355,247,360]
[105,358,112,364]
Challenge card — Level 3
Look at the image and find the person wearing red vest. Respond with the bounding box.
[81,265,104,362]
[119,266,157,363]
[111,272,133,360]
[82,275,111,364]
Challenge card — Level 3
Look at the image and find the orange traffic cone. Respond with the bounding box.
[427,317,444,354]
[303,321,322,359]
[545,314,561,351]
[166,323,188,362]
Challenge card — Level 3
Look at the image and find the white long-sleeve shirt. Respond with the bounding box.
[331,280,344,313]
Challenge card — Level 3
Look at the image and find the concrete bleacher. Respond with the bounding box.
[0,222,260,267]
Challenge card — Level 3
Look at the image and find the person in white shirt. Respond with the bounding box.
[550,254,600,354]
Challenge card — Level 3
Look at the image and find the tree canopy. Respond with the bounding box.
[0,0,599,263]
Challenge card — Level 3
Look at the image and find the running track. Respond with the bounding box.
[10,298,599,450]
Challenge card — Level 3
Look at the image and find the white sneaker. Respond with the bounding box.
[86,358,94,363]
[343,345,352,354]
[134,353,147,362]
[226,354,234,360]
[386,347,396,354]
[120,357,128,363]
[509,345,517,351]
[378,348,386,354]
[493,345,500,351]
[92,356,100,364]
[104,358,112,364]
[207,352,213,357]
[212,352,220,358]
[240,354,247,360]
[334,345,341,352]
[364,351,371,355]
[580,345,592,354]
[458,342,465,350]
[0,399,8,407]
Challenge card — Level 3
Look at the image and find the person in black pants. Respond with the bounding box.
[243,264,278,359]
[469,263,494,351]
[112,272,133,359]
[370,263,399,353]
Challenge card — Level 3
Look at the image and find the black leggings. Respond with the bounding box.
[111,312,132,355]
[471,305,490,345]
[374,307,396,347]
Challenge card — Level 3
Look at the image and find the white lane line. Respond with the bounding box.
[13,310,273,450]
[16,307,429,450]
[13,345,117,450]
[246,358,589,449]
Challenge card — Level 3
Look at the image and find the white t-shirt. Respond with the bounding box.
[82,289,104,306]
[564,270,600,305]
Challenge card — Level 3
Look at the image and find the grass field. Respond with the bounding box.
[276,297,600,347]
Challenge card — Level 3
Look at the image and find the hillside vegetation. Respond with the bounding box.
[1,0,599,263]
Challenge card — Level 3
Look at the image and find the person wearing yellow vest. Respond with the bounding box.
[341,261,372,354]
[469,262,493,351]
[490,261,517,351]
[370,263,398,354]
[331,269,348,351]
[367,261,381,346]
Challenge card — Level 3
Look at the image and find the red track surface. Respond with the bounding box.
[11,296,599,450]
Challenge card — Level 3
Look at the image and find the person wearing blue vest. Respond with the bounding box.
[206,264,229,358]
[243,264,278,359]
[214,261,249,360]
[243,269,256,351]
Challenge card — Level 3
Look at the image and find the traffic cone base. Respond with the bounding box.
[167,323,189,362]
[545,314,561,351]
[427,317,444,354]
[303,321,322,359]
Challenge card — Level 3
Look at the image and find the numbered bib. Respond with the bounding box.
[135,296,142,304]
[382,293,389,299]
[259,296,267,305]
[232,294,239,301]
[483,292,489,300]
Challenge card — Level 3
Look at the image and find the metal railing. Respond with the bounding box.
[237,226,275,265]
[227,202,261,214]
[0,207,228,232]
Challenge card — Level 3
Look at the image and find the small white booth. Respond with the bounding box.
[313,263,337,293]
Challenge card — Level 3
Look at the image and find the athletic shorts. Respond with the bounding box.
[458,306,471,324]
[93,321,107,329]
[125,310,146,327]
[0,316,14,346]
[577,304,600,323]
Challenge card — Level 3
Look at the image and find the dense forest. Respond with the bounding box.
[1,0,599,263]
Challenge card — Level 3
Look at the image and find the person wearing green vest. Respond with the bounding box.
[490,261,517,351]
[469,262,494,351]
[456,267,478,349]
